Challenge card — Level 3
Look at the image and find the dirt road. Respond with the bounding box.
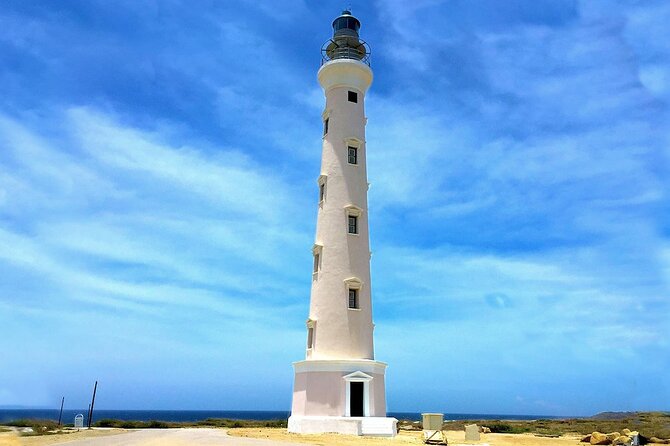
[2,428,307,446]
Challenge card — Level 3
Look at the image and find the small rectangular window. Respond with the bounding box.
[348,215,358,234]
[348,146,358,164]
[324,118,329,135]
[348,289,358,309]
[313,253,320,273]
[319,183,325,202]
[307,327,314,348]
[348,91,358,103]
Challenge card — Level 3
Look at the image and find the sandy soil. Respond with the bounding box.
[230,428,587,446]
[0,428,126,446]
[1,427,306,446]
[1,426,664,446]
[1,427,635,446]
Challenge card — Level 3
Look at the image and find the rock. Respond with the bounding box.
[623,430,631,436]
[607,433,622,442]
[613,435,630,445]
[582,435,592,443]
[649,437,670,444]
[481,427,491,434]
[398,421,421,431]
[591,432,612,445]
[465,424,481,441]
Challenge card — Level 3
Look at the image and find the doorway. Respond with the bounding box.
[350,381,364,417]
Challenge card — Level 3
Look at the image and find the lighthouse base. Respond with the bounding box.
[288,415,397,436]
[288,359,396,436]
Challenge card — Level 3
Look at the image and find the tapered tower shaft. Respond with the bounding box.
[308,58,374,360]
[288,11,396,436]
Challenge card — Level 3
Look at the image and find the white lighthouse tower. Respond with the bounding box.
[287,11,397,437]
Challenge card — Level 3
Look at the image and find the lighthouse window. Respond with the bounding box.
[313,252,320,273]
[319,183,325,202]
[307,327,314,349]
[348,91,358,103]
[324,118,329,135]
[348,146,358,165]
[348,288,359,309]
[348,215,358,234]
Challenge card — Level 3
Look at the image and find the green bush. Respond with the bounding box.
[487,422,531,434]
[6,419,60,436]
[6,419,34,427]
[95,419,118,428]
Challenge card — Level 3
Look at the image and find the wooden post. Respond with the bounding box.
[87,381,98,428]
[57,396,64,427]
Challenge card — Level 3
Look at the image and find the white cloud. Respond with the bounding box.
[0,110,311,321]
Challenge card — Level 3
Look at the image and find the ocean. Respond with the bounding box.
[0,409,566,424]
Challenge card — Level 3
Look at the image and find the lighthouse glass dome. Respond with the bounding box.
[333,11,360,36]
[322,10,370,66]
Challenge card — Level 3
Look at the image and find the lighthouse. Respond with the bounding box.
[287,11,397,437]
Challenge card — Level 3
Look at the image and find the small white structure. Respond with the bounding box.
[74,414,84,429]
[423,413,447,444]
[287,10,396,437]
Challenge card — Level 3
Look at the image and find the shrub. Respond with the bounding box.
[95,419,118,428]
[7,419,60,436]
[488,422,531,434]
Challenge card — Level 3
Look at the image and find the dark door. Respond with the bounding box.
[350,382,364,417]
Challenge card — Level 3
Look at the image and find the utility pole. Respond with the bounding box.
[57,396,64,427]
[87,381,98,428]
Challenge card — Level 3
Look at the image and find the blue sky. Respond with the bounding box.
[0,0,668,416]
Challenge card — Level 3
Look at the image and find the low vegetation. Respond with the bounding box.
[194,418,287,428]
[3,411,666,440]
[92,417,287,429]
[4,418,63,436]
[433,412,670,440]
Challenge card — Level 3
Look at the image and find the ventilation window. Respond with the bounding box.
[307,326,314,348]
[348,288,359,309]
[312,244,323,278]
[348,215,358,234]
[313,252,320,273]
[344,277,362,310]
[348,146,358,165]
[345,205,362,236]
[306,319,316,350]
[323,118,329,135]
[317,175,327,205]
[348,91,358,103]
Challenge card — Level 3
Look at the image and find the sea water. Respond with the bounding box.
[0,409,566,424]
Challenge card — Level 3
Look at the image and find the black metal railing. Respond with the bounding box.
[321,39,371,66]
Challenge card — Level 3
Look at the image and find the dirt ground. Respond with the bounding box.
[0,428,126,446]
[1,427,660,446]
[230,428,586,446]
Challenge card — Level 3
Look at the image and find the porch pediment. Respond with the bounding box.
[343,371,373,382]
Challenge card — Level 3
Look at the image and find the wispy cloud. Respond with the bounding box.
[0,0,668,414]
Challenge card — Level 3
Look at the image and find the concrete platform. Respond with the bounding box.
[288,415,397,436]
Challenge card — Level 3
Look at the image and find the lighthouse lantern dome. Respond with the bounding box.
[332,10,361,38]
[322,10,370,66]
